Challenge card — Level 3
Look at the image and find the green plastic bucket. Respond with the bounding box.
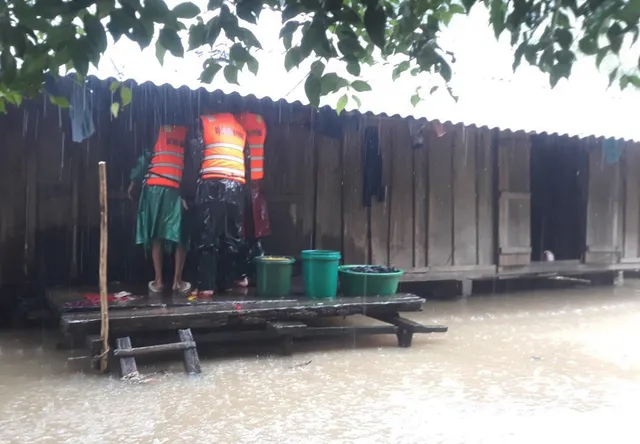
[301,250,341,299]
[338,265,404,297]
[254,256,295,297]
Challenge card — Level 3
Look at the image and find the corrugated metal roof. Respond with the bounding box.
[79,73,637,144]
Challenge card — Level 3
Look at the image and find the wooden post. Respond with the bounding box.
[98,161,109,373]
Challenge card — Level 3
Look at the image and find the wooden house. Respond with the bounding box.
[0,76,637,298]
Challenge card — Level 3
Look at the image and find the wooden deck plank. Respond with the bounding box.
[59,294,426,336]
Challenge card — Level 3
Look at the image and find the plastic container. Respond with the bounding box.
[338,265,404,297]
[301,250,341,298]
[254,256,295,297]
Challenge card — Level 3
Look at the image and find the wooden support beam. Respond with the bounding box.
[178,329,202,375]
[116,337,139,379]
[113,341,197,358]
[266,321,307,336]
[98,161,109,373]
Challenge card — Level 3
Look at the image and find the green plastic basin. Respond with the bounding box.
[338,265,404,297]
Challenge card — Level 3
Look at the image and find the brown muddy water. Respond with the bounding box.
[2,284,640,443]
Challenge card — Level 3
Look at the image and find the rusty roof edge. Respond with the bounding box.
[78,74,639,144]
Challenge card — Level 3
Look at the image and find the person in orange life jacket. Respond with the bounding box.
[191,113,249,295]
[127,124,193,294]
[235,112,271,282]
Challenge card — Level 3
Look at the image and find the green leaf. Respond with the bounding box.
[284,47,305,71]
[351,94,361,108]
[156,40,167,65]
[625,74,640,88]
[280,21,300,38]
[120,85,132,106]
[236,0,262,24]
[596,47,609,68]
[554,28,572,50]
[608,68,618,87]
[311,60,326,77]
[48,95,70,108]
[321,73,349,94]
[224,64,239,84]
[230,43,252,63]
[173,2,200,19]
[429,86,439,94]
[200,60,222,83]
[305,74,321,107]
[439,61,452,82]
[205,16,222,44]
[336,94,348,115]
[159,28,184,57]
[351,80,372,92]
[111,101,120,118]
[346,60,361,76]
[207,0,223,10]
[109,80,120,93]
[490,0,507,38]
[237,27,262,49]
[247,57,259,75]
[410,93,420,107]
[280,21,299,50]
[143,0,172,21]
[556,11,570,28]
[607,23,623,54]
[450,4,466,14]
[364,5,387,48]
[0,98,5,114]
[392,61,410,80]
[1,51,17,82]
[282,4,307,22]
[83,14,108,53]
[578,37,598,55]
[188,22,207,50]
[462,0,476,12]
[5,91,22,106]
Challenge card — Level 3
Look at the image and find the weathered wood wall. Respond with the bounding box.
[2,76,640,298]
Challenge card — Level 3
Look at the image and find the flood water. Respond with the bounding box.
[2,283,640,443]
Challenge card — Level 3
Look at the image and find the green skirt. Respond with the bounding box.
[136,185,189,251]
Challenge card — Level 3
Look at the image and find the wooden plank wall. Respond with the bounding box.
[305,118,497,277]
[0,101,504,293]
[622,141,640,262]
[9,79,640,293]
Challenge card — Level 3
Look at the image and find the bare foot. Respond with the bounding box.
[172,280,192,294]
[234,277,248,288]
[148,280,164,293]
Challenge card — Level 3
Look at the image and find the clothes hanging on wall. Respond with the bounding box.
[69,83,95,143]
[362,126,386,207]
[602,138,623,165]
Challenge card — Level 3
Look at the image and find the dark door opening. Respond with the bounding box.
[530,135,588,261]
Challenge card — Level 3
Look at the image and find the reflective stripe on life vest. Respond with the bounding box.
[145,125,188,189]
[235,112,266,180]
[200,113,246,183]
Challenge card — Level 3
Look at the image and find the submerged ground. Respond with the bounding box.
[1,282,640,443]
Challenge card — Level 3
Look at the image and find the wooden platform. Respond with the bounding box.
[47,286,448,374]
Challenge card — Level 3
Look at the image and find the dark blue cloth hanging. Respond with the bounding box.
[362,126,386,207]
[69,83,95,143]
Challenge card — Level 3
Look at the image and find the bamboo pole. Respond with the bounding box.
[98,161,109,373]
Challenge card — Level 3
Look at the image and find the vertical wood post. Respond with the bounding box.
[98,161,109,373]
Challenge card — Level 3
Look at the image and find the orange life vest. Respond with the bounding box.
[235,112,266,180]
[145,125,188,189]
[200,113,247,184]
